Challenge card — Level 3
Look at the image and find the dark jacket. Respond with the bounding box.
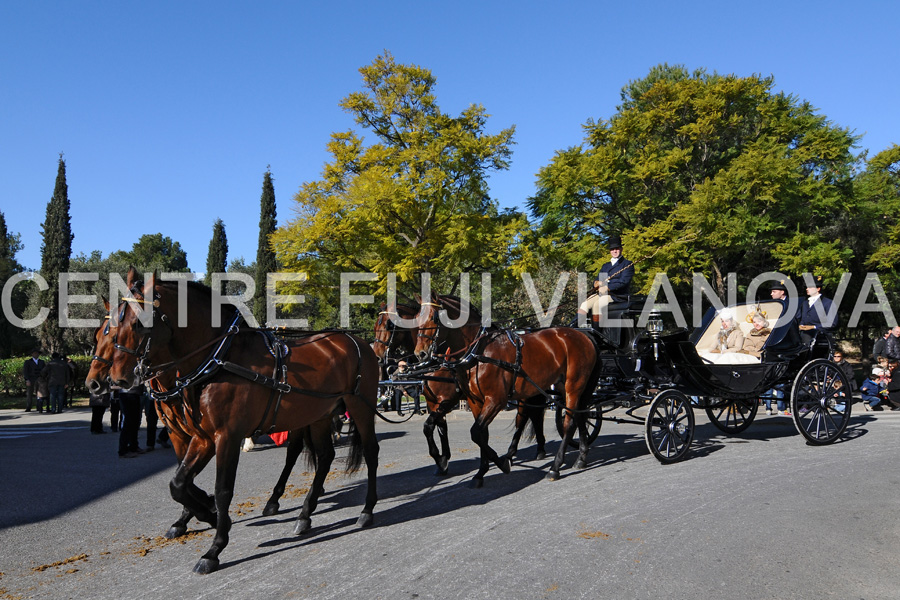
[23,357,45,383]
[599,257,634,302]
[42,358,71,387]
[797,296,837,331]
[885,335,900,361]
[835,361,857,392]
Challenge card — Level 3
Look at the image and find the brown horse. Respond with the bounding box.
[84,286,335,534]
[375,299,546,476]
[414,295,601,485]
[101,271,380,574]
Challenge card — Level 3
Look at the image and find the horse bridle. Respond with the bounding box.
[416,301,444,360]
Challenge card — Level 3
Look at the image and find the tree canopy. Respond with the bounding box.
[109,233,189,273]
[205,218,228,291]
[272,52,533,303]
[529,64,861,297]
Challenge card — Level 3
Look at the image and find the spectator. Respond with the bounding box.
[859,367,888,411]
[142,389,160,451]
[884,326,900,362]
[41,352,71,414]
[89,391,110,433]
[114,384,145,458]
[22,349,46,413]
[109,392,120,432]
[832,351,857,393]
[884,361,900,411]
[64,356,78,408]
[872,329,891,363]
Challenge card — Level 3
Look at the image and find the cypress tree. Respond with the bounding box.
[253,169,278,325]
[39,155,74,354]
[205,218,228,293]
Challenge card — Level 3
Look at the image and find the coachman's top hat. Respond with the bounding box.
[607,235,623,249]
[770,280,788,292]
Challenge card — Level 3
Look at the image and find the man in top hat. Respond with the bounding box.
[574,234,634,325]
[797,274,836,344]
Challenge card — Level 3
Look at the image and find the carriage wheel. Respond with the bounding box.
[705,396,758,435]
[555,405,602,447]
[790,359,852,445]
[645,390,694,464]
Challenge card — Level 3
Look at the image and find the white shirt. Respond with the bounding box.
[808,293,821,307]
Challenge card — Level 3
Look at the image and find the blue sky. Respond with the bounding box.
[2,1,898,273]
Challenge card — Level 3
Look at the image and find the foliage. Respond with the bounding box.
[0,211,36,358]
[205,218,228,292]
[108,233,189,273]
[254,169,278,325]
[529,65,861,300]
[272,52,535,321]
[38,155,74,353]
[0,354,91,397]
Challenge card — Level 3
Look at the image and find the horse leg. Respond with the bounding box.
[292,419,335,536]
[547,403,578,481]
[504,402,529,463]
[424,412,451,476]
[263,430,305,516]
[169,436,218,534]
[469,400,509,488]
[573,411,590,470]
[193,435,243,575]
[345,394,379,529]
[163,428,211,539]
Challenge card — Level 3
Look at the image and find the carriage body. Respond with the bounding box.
[572,297,852,463]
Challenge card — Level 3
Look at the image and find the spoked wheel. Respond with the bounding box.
[645,390,694,464]
[705,396,758,434]
[375,386,415,424]
[555,405,602,447]
[790,359,852,445]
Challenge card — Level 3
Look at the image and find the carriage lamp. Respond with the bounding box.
[647,310,664,337]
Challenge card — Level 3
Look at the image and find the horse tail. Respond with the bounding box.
[300,427,318,471]
[344,420,364,474]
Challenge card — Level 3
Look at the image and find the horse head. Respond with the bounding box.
[85,296,114,394]
[373,302,419,364]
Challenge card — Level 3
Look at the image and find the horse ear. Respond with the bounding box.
[414,293,421,303]
[126,266,139,288]
[101,295,110,312]
[144,271,158,298]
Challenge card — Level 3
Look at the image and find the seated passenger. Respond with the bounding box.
[708,309,744,354]
[738,312,771,358]
[698,309,757,364]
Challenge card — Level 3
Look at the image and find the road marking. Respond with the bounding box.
[0,425,88,440]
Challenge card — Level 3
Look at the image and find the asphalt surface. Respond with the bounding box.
[1,404,898,600]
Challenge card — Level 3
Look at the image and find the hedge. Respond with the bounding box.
[0,355,93,397]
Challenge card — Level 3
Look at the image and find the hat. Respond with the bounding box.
[805,274,824,290]
[770,280,788,292]
[717,308,735,321]
[607,235,623,249]
[872,367,884,377]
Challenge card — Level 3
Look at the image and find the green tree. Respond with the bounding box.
[0,211,35,357]
[530,65,860,299]
[272,52,533,312]
[205,218,228,292]
[253,169,278,325]
[39,155,74,353]
[109,233,189,273]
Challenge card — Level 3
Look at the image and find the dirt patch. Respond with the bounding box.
[129,531,211,557]
[31,554,89,573]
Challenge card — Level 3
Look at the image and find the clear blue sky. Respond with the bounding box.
[2,1,897,273]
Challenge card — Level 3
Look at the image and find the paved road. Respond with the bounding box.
[1,405,898,599]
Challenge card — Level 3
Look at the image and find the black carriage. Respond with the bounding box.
[558,298,853,463]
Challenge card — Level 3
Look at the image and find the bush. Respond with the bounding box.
[0,355,93,397]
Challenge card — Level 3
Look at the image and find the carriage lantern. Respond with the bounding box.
[646,310,664,337]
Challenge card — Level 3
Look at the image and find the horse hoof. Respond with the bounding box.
[498,457,511,474]
[434,466,449,477]
[574,459,588,470]
[165,525,187,539]
[193,557,219,575]
[293,518,312,536]
[471,478,484,489]
[262,502,279,517]
[545,470,560,481]
[535,451,547,461]
[357,512,374,528]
